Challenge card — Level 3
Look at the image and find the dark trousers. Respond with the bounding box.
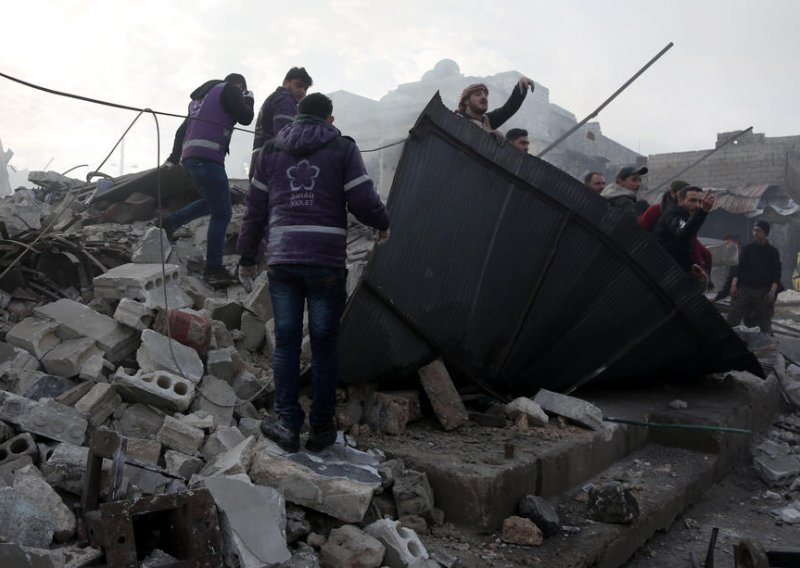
[727,286,773,334]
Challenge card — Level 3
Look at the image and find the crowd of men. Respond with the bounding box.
[162,67,783,453]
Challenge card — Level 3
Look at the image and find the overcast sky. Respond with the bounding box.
[1,0,798,181]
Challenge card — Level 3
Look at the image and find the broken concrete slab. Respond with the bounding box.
[239,311,266,352]
[136,329,204,384]
[204,297,244,330]
[40,443,91,495]
[156,415,204,455]
[125,437,162,467]
[164,450,204,480]
[753,440,800,486]
[0,341,41,374]
[249,439,382,523]
[206,347,238,382]
[13,464,76,542]
[534,389,607,432]
[199,436,255,478]
[505,397,549,427]
[242,280,273,321]
[0,487,55,547]
[5,317,61,359]
[191,375,236,428]
[201,476,292,567]
[34,299,138,363]
[417,359,468,431]
[131,226,172,263]
[41,337,103,378]
[201,426,246,462]
[114,403,165,439]
[0,391,87,445]
[393,469,435,520]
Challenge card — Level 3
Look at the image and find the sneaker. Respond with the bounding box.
[203,266,238,288]
[260,416,300,453]
[306,422,337,452]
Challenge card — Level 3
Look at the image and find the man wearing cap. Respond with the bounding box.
[455,77,534,133]
[506,128,530,152]
[584,171,606,193]
[727,220,782,334]
[162,73,254,287]
[600,165,649,217]
[249,67,313,176]
[654,185,714,281]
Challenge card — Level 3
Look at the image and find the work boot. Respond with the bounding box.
[306,422,337,453]
[203,266,238,288]
[260,416,300,453]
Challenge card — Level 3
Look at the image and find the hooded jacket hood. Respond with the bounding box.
[190,79,224,101]
[600,182,637,201]
[276,115,340,156]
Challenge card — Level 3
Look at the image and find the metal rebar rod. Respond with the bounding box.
[603,416,752,434]
[538,42,674,158]
[650,126,754,192]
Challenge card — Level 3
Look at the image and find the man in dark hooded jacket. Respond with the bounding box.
[163,73,254,287]
[237,93,389,453]
[249,67,313,177]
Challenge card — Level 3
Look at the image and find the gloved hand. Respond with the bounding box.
[376,229,390,245]
[238,263,258,292]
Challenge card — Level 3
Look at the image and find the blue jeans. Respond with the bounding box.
[169,158,231,270]
[268,264,347,432]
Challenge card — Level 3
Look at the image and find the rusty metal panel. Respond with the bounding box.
[99,489,222,567]
[338,93,762,395]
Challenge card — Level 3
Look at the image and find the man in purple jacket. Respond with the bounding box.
[163,73,254,287]
[248,67,313,177]
[237,93,389,453]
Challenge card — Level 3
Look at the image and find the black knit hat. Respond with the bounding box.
[224,73,247,90]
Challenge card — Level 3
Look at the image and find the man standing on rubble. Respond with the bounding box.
[162,73,254,287]
[601,165,648,216]
[654,185,715,285]
[249,67,313,177]
[237,93,390,453]
[455,78,534,133]
[727,220,782,334]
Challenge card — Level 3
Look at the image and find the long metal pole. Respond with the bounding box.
[649,126,754,192]
[538,41,674,158]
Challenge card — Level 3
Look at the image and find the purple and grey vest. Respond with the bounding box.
[181,82,235,164]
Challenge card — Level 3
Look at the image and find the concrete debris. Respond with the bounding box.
[772,500,800,524]
[363,391,410,435]
[131,227,172,263]
[753,439,800,486]
[517,494,560,537]
[505,397,549,427]
[533,389,607,432]
[501,515,544,546]
[93,263,191,309]
[12,464,75,542]
[587,483,640,524]
[364,518,429,567]
[136,328,204,384]
[320,524,385,568]
[417,358,469,431]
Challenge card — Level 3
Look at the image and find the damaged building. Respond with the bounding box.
[644,129,800,286]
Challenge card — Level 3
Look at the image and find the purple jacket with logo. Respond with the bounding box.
[180,81,253,164]
[237,115,389,268]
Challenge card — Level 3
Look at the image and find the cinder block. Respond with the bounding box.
[365,518,429,567]
[5,318,61,359]
[93,263,191,309]
[0,433,38,467]
[113,298,155,331]
[113,368,196,413]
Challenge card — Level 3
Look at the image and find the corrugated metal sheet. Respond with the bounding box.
[708,184,770,214]
[338,94,762,395]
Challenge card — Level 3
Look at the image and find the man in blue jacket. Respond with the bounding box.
[237,93,389,452]
[164,73,254,287]
[249,67,313,177]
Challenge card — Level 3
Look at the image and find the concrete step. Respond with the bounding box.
[372,373,781,566]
